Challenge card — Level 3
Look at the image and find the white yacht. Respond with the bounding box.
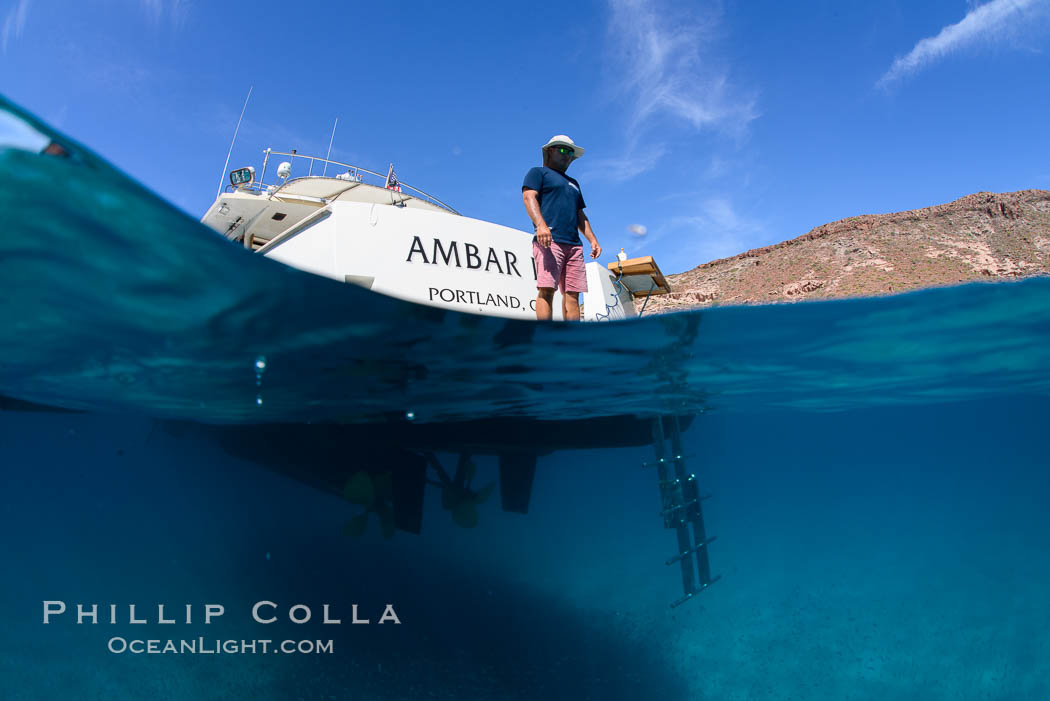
[200,150,670,321]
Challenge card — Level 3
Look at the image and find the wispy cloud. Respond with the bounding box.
[597,0,757,182]
[608,0,756,132]
[139,0,190,31]
[667,197,767,263]
[2,0,30,54]
[877,0,1046,89]
[580,143,667,184]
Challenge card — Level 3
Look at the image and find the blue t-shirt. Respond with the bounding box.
[522,166,586,246]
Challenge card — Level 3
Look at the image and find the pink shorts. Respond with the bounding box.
[533,240,588,293]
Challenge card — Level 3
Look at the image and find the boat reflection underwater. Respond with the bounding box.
[167,413,718,607]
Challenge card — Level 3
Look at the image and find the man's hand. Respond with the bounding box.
[537,225,553,248]
[576,209,600,259]
[523,189,551,246]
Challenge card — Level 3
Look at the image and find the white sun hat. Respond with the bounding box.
[541,134,584,160]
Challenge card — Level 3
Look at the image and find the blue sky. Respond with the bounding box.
[3,0,1049,273]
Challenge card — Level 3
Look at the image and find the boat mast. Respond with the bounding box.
[215,86,253,199]
[322,118,338,177]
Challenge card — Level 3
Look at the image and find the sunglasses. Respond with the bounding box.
[552,146,574,156]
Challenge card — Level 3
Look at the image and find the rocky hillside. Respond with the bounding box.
[643,189,1050,313]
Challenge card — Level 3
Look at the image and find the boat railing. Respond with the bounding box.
[225,148,459,215]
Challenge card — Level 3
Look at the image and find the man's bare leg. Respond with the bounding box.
[564,292,581,321]
[535,287,556,320]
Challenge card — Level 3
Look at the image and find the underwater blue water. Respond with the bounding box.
[1,96,1049,699]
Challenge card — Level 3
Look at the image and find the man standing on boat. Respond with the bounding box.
[522,135,602,321]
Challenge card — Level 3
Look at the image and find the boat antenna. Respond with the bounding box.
[215,85,253,199]
[322,118,338,177]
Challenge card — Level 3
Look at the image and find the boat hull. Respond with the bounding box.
[259,200,635,320]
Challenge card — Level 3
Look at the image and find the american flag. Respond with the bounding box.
[385,165,402,192]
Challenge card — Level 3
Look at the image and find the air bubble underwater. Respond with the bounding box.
[254,355,267,406]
